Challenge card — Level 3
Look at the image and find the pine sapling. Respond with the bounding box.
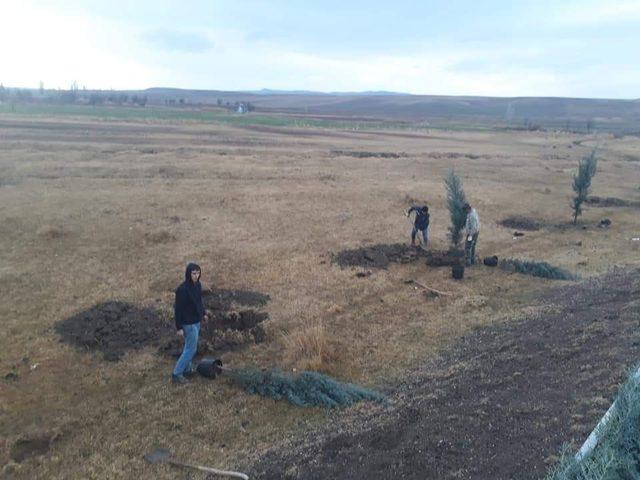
[444,169,468,249]
[572,150,598,224]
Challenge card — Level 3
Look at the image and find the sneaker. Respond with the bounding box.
[172,374,188,384]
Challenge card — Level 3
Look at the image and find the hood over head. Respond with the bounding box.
[185,262,201,283]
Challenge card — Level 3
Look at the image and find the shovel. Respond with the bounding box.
[144,448,249,479]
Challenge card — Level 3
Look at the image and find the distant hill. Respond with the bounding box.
[4,85,639,133]
[140,88,640,132]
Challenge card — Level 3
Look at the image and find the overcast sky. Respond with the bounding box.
[2,0,639,98]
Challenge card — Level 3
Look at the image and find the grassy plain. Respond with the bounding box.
[0,110,639,478]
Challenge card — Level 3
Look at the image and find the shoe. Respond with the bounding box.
[172,374,188,384]
[183,369,196,378]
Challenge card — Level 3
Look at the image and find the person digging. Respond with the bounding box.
[406,205,430,248]
[172,262,209,384]
[463,203,481,266]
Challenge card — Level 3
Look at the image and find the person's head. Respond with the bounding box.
[185,262,201,284]
[422,206,429,213]
[463,203,471,213]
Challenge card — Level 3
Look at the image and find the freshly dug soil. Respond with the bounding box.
[251,269,640,480]
[203,288,270,311]
[586,196,640,208]
[55,301,166,361]
[56,288,271,361]
[11,435,56,463]
[332,243,429,269]
[424,249,464,267]
[160,288,271,357]
[499,215,542,231]
[331,150,406,158]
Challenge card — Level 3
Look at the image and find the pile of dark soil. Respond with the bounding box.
[57,288,272,361]
[160,288,271,357]
[424,249,464,267]
[11,434,58,463]
[55,301,165,361]
[499,215,542,231]
[332,244,428,269]
[331,150,405,158]
[203,288,270,311]
[586,196,640,208]
[252,268,640,480]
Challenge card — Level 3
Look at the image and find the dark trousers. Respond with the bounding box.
[465,233,479,266]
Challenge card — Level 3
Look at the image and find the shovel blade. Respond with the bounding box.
[144,448,172,464]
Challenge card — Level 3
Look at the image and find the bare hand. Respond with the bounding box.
[176,329,184,338]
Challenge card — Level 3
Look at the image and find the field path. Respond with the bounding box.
[252,268,640,480]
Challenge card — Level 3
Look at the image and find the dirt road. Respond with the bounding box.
[252,269,640,479]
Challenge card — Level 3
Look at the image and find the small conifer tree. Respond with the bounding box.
[444,169,468,248]
[572,150,598,224]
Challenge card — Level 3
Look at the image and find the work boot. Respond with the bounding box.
[172,374,188,384]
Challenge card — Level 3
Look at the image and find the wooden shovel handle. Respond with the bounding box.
[169,459,249,479]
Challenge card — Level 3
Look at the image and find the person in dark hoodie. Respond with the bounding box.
[172,262,209,384]
[406,205,430,247]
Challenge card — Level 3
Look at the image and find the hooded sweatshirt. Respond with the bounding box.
[174,263,205,330]
[408,205,430,230]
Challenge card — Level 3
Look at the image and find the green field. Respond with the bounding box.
[0,103,399,130]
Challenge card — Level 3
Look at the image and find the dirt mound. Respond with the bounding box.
[586,196,640,208]
[55,301,165,361]
[331,150,406,158]
[424,249,464,267]
[498,215,542,231]
[160,288,271,356]
[203,288,271,310]
[332,243,428,269]
[11,434,58,463]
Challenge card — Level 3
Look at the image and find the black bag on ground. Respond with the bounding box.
[196,358,223,379]
[483,255,499,267]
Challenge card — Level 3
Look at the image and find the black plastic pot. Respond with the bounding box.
[196,358,224,379]
[452,264,465,280]
[483,255,499,267]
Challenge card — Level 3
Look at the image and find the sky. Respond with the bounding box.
[1,0,639,98]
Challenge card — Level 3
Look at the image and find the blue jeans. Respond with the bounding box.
[411,227,429,246]
[173,322,200,376]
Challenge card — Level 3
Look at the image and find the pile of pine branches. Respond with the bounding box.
[229,369,386,408]
[499,258,577,280]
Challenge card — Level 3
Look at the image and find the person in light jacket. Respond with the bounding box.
[463,203,480,266]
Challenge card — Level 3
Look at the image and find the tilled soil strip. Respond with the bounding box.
[251,268,640,480]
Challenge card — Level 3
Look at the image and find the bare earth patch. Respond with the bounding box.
[159,288,271,356]
[252,268,640,480]
[586,196,640,208]
[499,215,542,231]
[54,301,166,361]
[332,243,429,269]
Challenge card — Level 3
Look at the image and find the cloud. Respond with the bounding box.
[551,0,640,26]
[142,29,213,53]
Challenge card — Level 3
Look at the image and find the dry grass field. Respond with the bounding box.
[1,113,639,479]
